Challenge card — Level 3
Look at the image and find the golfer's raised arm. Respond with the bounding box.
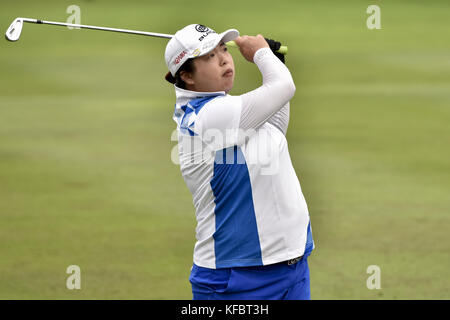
[235,35,296,132]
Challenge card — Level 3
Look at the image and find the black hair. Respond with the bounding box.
[175,58,195,89]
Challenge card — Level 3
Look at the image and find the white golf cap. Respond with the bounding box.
[165,24,239,83]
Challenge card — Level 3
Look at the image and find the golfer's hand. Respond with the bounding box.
[234,35,269,63]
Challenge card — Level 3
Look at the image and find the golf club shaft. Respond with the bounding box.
[22,18,173,39]
[18,18,288,54]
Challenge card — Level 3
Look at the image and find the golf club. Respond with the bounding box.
[5,17,288,54]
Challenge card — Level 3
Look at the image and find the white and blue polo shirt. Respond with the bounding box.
[172,85,314,269]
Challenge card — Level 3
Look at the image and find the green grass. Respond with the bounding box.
[0,0,449,299]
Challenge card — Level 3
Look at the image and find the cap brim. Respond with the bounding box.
[165,71,176,84]
[220,29,239,44]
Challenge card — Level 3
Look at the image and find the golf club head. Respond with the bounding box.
[5,18,23,41]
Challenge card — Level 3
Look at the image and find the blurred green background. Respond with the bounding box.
[1,0,449,299]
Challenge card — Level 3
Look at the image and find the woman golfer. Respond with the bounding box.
[165,24,314,300]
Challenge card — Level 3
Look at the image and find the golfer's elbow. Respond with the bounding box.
[286,78,296,100]
[278,75,296,103]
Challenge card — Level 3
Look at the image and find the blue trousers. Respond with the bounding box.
[189,256,310,300]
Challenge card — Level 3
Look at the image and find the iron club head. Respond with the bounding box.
[5,18,23,41]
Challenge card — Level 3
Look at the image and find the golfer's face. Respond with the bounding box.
[191,42,235,93]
